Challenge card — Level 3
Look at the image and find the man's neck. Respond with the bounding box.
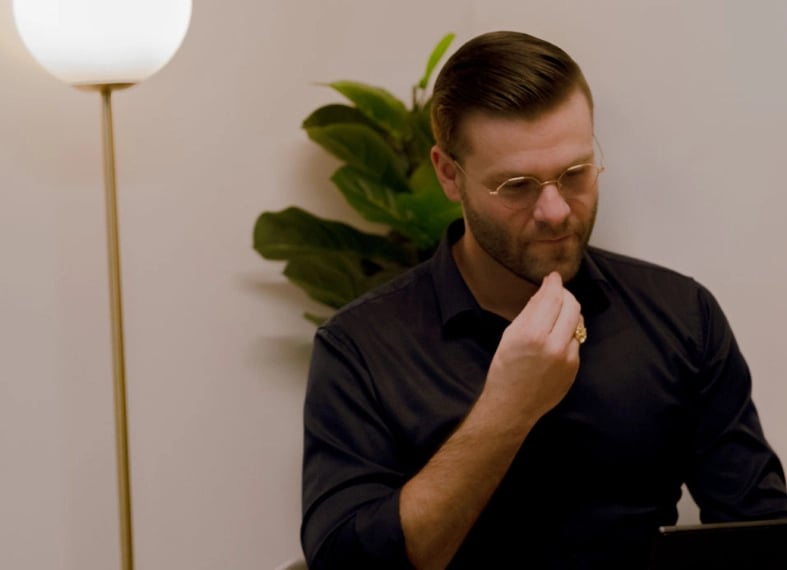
[451,233,539,322]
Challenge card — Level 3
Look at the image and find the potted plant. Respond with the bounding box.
[253,33,460,323]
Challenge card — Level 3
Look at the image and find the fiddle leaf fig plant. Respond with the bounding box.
[254,33,460,323]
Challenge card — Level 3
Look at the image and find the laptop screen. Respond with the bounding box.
[646,518,787,570]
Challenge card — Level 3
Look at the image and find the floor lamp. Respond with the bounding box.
[13,2,192,569]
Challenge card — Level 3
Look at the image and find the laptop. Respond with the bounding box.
[646,518,787,570]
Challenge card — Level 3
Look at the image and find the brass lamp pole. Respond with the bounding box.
[92,82,136,570]
[13,3,192,569]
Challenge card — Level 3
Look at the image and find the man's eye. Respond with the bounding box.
[499,177,538,194]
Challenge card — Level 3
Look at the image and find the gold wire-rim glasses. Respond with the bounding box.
[451,137,606,210]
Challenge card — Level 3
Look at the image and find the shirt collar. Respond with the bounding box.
[429,220,482,330]
[566,247,611,317]
[429,220,610,331]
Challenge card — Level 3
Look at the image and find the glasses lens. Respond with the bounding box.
[492,163,601,210]
[496,177,542,209]
[558,164,598,197]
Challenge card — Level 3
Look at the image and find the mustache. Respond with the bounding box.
[531,220,574,239]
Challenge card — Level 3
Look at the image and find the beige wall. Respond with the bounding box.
[2,0,786,567]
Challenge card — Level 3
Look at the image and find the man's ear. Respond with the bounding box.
[431,145,462,203]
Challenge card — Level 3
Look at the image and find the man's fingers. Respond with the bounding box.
[551,289,582,347]
[509,273,583,351]
[517,272,564,334]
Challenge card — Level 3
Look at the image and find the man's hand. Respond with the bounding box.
[401,271,583,569]
[485,271,582,426]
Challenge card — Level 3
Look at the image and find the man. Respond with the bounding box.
[300,31,787,569]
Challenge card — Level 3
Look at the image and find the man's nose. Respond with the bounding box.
[531,182,570,225]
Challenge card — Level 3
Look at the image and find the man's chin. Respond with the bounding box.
[518,249,583,285]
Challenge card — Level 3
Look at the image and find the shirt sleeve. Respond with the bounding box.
[301,325,413,569]
[686,284,787,521]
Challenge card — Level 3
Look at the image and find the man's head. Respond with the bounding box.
[431,31,593,161]
[430,31,599,287]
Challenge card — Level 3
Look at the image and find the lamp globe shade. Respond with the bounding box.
[13,0,192,86]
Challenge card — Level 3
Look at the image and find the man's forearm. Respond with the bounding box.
[399,387,538,569]
[400,275,582,568]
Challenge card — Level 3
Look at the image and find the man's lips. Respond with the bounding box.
[533,235,572,244]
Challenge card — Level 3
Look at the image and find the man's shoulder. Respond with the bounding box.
[585,246,716,308]
[583,247,728,353]
[587,246,697,285]
[321,259,436,332]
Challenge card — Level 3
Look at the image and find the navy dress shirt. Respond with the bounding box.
[301,221,787,569]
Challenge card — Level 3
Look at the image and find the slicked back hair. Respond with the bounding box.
[431,31,593,159]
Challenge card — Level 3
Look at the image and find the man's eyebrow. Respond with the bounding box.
[484,153,596,182]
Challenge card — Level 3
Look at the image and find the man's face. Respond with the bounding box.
[436,90,599,286]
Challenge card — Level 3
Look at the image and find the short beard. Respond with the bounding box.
[462,194,597,286]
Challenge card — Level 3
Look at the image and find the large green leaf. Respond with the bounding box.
[330,166,435,249]
[413,100,434,141]
[305,123,410,193]
[404,102,435,170]
[284,252,410,309]
[253,206,412,265]
[302,103,382,132]
[283,253,365,309]
[408,157,447,197]
[399,161,463,244]
[418,33,455,89]
[329,81,411,142]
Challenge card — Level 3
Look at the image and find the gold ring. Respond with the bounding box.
[574,322,587,344]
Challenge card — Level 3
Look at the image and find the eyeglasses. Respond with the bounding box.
[452,141,605,211]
